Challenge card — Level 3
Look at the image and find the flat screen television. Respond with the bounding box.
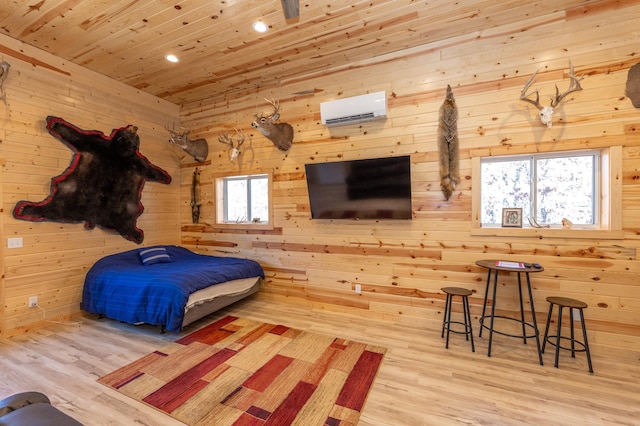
[305,155,412,220]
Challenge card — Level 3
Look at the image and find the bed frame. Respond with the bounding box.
[181,276,263,329]
[84,245,264,333]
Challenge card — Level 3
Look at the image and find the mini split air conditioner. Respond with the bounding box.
[320,91,387,127]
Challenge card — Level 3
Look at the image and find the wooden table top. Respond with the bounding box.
[476,259,544,273]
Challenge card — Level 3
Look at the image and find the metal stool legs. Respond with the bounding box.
[542,296,593,373]
[441,287,475,352]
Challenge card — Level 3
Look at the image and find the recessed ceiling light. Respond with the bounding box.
[165,54,179,63]
[252,21,268,33]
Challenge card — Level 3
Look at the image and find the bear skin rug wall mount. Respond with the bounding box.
[13,116,172,244]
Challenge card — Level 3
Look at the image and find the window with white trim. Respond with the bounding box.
[480,150,599,227]
[215,173,271,225]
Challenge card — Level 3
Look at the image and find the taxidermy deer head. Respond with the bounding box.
[218,128,245,162]
[519,60,584,128]
[165,126,209,162]
[251,98,294,151]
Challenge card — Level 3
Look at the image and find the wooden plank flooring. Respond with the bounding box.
[1,297,639,425]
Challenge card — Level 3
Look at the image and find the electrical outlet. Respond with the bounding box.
[28,296,38,308]
[355,284,362,294]
[7,237,23,249]
[572,309,581,321]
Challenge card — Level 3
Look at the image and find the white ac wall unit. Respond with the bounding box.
[320,91,387,127]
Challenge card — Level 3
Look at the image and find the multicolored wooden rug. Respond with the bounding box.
[98,315,386,425]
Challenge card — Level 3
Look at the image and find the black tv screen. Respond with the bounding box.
[305,155,412,220]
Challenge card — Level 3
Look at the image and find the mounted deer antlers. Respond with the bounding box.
[218,128,245,162]
[165,125,209,162]
[520,60,584,128]
[251,98,294,151]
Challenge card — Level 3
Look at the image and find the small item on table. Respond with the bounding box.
[495,260,525,268]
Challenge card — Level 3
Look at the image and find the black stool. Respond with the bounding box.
[441,287,475,352]
[542,296,593,373]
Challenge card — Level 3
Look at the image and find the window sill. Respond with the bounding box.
[470,227,624,240]
[215,222,274,231]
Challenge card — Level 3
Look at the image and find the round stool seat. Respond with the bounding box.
[440,287,474,352]
[542,296,593,373]
[442,287,472,297]
[546,296,588,309]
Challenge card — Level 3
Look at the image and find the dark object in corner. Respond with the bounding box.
[13,116,171,244]
[0,391,84,425]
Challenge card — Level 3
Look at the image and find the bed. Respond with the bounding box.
[81,245,264,333]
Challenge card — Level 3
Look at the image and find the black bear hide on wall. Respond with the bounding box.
[13,116,172,244]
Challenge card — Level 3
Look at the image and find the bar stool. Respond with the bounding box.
[542,296,593,373]
[441,287,475,352]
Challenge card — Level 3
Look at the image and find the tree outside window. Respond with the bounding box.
[480,151,598,227]
[217,173,270,224]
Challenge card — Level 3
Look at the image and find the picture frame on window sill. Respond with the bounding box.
[502,208,523,228]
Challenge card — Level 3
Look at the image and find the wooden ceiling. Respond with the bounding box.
[0,0,606,108]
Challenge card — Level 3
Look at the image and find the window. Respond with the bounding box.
[480,151,598,227]
[471,146,622,235]
[215,173,271,226]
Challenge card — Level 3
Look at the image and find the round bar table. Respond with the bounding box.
[476,259,544,365]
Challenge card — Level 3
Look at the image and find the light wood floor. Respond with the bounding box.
[1,297,639,425]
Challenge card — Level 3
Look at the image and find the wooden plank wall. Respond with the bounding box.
[0,34,181,337]
[180,4,640,359]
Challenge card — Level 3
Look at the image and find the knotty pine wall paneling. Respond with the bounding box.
[179,4,640,359]
[0,34,181,338]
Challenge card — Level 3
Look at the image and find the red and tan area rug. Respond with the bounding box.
[98,315,386,425]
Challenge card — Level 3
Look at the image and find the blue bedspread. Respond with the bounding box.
[81,245,264,332]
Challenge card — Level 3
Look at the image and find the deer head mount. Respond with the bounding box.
[251,98,294,151]
[519,60,584,128]
[218,128,246,162]
[165,126,209,162]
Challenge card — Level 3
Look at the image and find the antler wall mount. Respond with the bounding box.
[251,98,294,151]
[519,60,584,128]
[165,125,209,162]
[218,128,246,162]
